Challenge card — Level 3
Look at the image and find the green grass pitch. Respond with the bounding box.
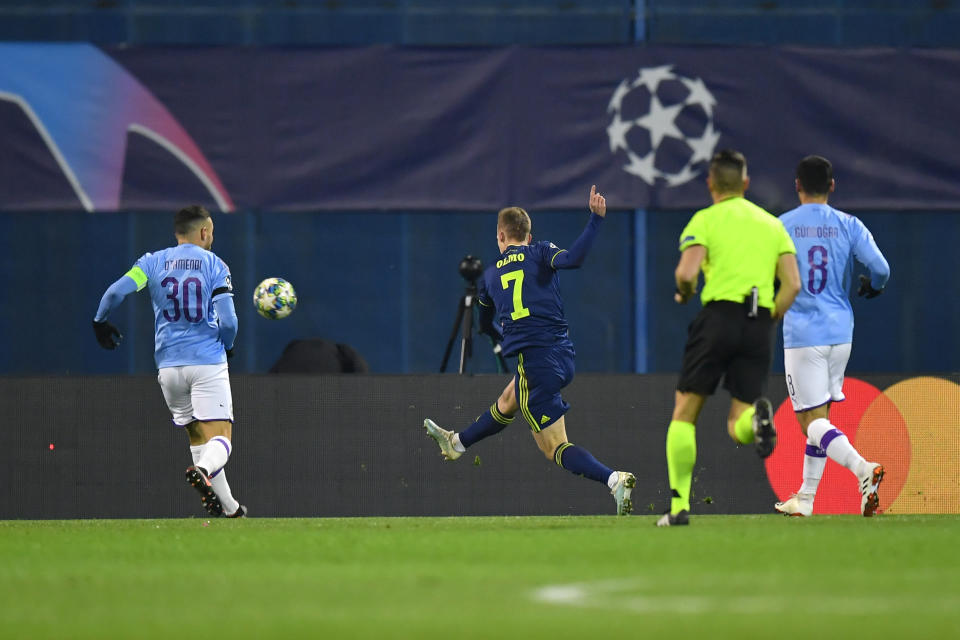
[2,515,959,639]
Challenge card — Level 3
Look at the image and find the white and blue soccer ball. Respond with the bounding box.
[253,277,297,319]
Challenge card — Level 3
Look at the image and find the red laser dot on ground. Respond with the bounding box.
[48,443,54,450]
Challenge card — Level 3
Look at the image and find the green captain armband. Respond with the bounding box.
[124,266,148,291]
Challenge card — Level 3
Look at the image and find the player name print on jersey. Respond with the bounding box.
[792,225,839,239]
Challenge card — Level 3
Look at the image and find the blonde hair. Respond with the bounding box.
[497,206,531,242]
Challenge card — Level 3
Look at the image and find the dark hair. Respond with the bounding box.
[498,206,531,241]
[796,155,833,196]
[174,205,211,236]
[709,149,747,194]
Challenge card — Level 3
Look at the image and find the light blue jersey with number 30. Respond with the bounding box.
[779,203,889,348]
[132,244,234,368]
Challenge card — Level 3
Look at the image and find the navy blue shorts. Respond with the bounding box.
[514,344,574,432]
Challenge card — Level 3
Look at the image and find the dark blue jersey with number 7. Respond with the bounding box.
[477,213,604,357]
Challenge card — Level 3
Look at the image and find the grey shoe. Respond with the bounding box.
[610,472,636,516]
[423,419,462,461]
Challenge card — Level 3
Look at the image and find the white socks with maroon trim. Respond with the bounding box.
[807,418,867,475]
[196,435,231,475]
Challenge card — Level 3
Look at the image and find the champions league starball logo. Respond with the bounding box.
[606,65,721,187]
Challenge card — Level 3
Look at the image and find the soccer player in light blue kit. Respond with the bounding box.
[776,156,890,517]
[92,205,245,518]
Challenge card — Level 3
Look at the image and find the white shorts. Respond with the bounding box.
[783,344,852,412]
[157,363,234,426]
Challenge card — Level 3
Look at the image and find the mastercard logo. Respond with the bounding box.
[765,376,960,514]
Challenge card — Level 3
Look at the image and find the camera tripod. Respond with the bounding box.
[439,281,479,374]
[439,255,508,374]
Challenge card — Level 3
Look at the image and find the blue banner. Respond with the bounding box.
[2,44,958,212]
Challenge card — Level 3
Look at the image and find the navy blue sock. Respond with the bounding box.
[459,403,514,448]
[554,443,613,484]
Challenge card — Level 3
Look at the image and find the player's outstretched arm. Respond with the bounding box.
[552,185,606,270]
[213,295,238,355]
[772,252,801,320]
[92,274,138,349]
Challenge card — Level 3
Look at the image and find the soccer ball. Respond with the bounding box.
[253,277,298,319]
[606,65,721,187]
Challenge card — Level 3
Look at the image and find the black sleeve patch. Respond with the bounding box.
[212,286,232,298]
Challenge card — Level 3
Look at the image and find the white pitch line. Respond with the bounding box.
[532,578,960,615]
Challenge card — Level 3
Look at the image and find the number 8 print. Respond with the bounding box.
[807,245,828,295]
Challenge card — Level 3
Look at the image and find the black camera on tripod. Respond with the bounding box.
[458,255,483,283]
[439,255,507,374]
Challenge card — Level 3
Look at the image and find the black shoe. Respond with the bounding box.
[655,510,690,527]
[752,397,777,459]
[225,504,247,518]
[185,466,223,517]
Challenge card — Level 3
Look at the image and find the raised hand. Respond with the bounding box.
[589,184,607,217]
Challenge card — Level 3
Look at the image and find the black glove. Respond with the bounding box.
[857,274,883,299]
[225,347,235,359]
[92,320,122,350]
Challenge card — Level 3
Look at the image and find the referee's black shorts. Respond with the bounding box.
[677,300,774,403]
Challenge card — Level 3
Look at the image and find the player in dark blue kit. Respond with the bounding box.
[424,186,636,515]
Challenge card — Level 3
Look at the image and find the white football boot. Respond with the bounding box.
[775,492,814,517]
[610,471,636,516]
[423,419,461,461]
[857,463,885,517]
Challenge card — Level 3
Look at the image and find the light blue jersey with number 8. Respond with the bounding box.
[131,244,234,368]
[779,203,889,348]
